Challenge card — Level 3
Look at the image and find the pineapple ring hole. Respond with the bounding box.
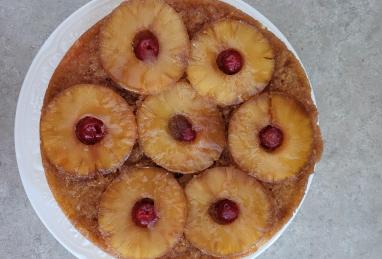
[259,125,284,151]
[208,199,240,225]
[216,48,243,75]
[131,198,158,228]
[75,116,106,145]
[133,30,160,62]
[168,114,197,142]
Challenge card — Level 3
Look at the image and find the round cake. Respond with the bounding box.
[40,0,323,258]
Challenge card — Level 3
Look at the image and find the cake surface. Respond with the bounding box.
[41,0,323,257]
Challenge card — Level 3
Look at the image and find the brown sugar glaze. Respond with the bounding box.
[41,0,323,257]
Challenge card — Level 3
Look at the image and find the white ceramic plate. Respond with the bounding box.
[15,0,315,258]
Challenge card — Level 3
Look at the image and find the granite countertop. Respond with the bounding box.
[1,0,381,258]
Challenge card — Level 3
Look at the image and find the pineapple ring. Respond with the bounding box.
[137,82,225,174]
[40,84,137,177]
[185,167,273,257]
[228,92,314,182]
[100,0,190,95]
[98,167,187,259]
[187,19,275,106]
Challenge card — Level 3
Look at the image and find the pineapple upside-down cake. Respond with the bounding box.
[40,0,323,258]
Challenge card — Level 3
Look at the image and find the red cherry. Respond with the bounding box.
[131,198,158,228]
[75,116,106,145]
[209,199,240,225]
[133,30,160,61]
[168,115,197,142]
[259,125,283,151]
[216,49,243,75]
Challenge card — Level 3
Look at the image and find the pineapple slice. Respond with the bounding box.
[184,167,273,257]
[98,167,187,259]
[187,19,274,106]
[137,82,225,174]
[40,84,136,177]
[100,0,190,95]
[228,92,314,182]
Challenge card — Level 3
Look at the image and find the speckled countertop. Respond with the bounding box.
[1,0,381,258]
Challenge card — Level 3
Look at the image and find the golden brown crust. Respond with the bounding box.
[41,0,323,257]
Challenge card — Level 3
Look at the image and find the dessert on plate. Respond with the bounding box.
[40,0,323,258]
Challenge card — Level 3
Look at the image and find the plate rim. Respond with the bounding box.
[14,0,316,258]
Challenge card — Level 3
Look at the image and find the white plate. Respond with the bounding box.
[15,0,315,258]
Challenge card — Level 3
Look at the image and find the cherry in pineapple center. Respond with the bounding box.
[132,198,158,228]
[133,30,160,62]
[75,116,106,145]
